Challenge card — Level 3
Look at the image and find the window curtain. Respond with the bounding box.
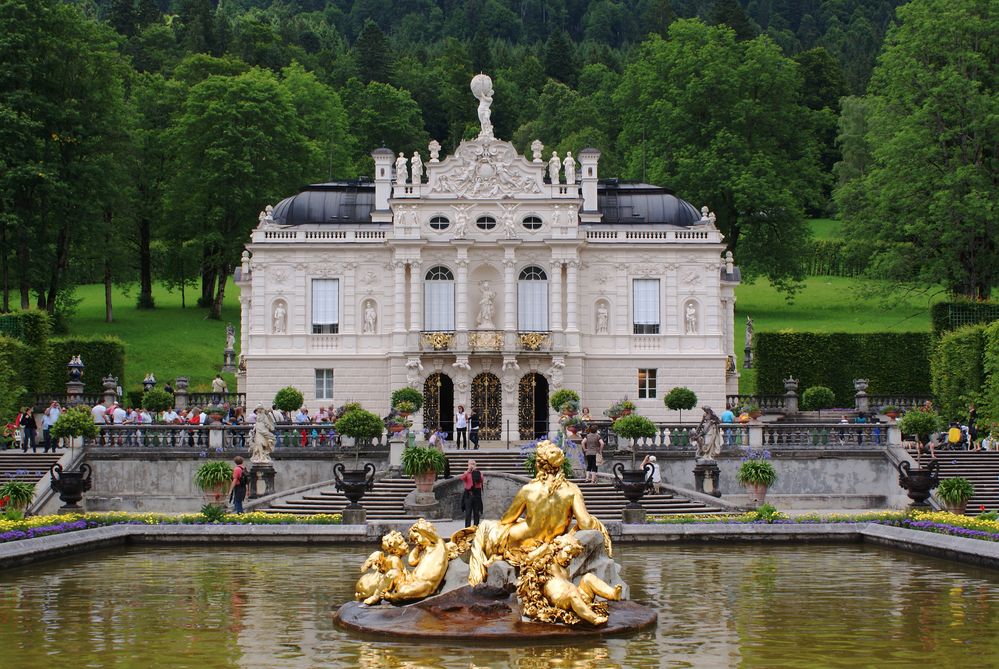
[633,279,660,325]
[518,280,549,331]
[312,279,339,325]
[424,281,455,330]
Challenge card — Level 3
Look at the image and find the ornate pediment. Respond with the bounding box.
[426,138,544,200]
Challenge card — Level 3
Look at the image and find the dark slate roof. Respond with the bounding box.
[270,179,700,227]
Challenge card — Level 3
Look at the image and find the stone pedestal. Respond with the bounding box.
[693,461,722,497]
[744,344,753,369]
[65,381,85,406]
[389,438,405,468]
[222,348,237,373]
[250,463,276,499]
[622,507,647,524]
[174,377,189,410]
[342,507,367,525]
[209,427,223,450]
[404,490,443,518]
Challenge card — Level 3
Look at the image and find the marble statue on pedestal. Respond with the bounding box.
[476,281,496,328]
[563,152,576,185]
[548,152,561,184]
[470,74,494,139]
[395,153,408,185]
[410,152,423,183]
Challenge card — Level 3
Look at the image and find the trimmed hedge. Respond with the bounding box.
[931,301,999,337]
[0,311,50,394]
[930,324,985,422]
[801,240,868,278]
[0,336,30,421]
[980,322,999,429]
[755,332,931,406]
[46,336,126,394]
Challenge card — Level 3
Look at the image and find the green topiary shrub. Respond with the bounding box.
[390,387,423,412]
[930,324,985,421]
[50,406,99,440]
[549,389,580,412]
[334,409,385,444]
[664,387,698,423]
[611,414,657,448]
[142,388,174,413]
[273,386,305,413]
[801,386,836,415]
[897,409,942,443]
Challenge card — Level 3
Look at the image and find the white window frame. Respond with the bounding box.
[638,368,657,399]
[312,278,339,334]
[424,266,455,331]
[518,266,549,331]
[632,278,660,335]
[315,369,334,400]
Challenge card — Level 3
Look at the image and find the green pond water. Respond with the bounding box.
[2,543,998,668]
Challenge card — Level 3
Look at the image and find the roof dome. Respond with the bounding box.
[270,181,375,226]
[596,180,701,226]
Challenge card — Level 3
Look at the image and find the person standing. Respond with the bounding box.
[468,409,480,450]
[454,405,468,450]
[42,401,61,453]
[720,404,736,447]
[228,456,249,514]
[459,459,484,527]
[211,374,228,404]
[17,408,36,453]
[582,425,604,483]
[641,454,662,494]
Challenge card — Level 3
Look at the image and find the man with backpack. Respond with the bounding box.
[228,456,249,514]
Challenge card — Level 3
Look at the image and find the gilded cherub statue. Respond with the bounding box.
[355,531,409,605]
[466,440,612,586]
[517,534,622,626]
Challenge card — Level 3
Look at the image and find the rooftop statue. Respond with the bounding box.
[470,73,494,139]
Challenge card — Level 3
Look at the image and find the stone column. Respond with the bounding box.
[393,260,406,333]
[456,258,469,332]
[409,260,422,333]
[566,260,579,332]
[503,258,516,333]
[550,261,563,332]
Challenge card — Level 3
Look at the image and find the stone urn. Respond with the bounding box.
[612,462,652,508]
[50,463,93,511]
[897,460,940,508]
[333,462,376,509]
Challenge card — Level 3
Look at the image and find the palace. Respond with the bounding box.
[236,74,739,440]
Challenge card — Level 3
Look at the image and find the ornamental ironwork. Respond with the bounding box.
[518,332,550,352]
[518,372,549,440]
[471,372,502,440]
[421,332,455,351]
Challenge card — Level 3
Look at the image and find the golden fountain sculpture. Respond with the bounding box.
[353,440,620,626]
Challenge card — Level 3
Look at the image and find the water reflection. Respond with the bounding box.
[1,544,998,668]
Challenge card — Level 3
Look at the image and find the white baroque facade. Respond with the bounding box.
[236,74,739,440]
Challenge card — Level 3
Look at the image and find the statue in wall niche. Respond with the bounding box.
[548,151,561,184]
[684,302,698,334]
[395,152,408,185]
[249,405,277,463]
[476,281,496,329]
[272,302,287,334]
[452,205,470,239]
[363,301,377,334]
[693,406,722,461]
[563,152,576,185]
[596,303,609,334]
[411,151,423,184]
[470,74,494,139]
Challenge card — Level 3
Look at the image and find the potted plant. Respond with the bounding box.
[383,410,413,434]
[194,460,233,505]
[664,387,698,423]
[391,387,423,414]
[936,477,974,515]
[393,400,417,417]
[0,480,36,518]
[204,404,225,424]
[560,414,585,436]
[550,389,580,416]
[880,405,900,420]
[801,386,836,417]
[898,409,942,465]
[611,414,657,457]
[402,444,448,492]
[49,406,99,511]
[335,408,385,447]
[743,403,762,420]
[736,455,777,505]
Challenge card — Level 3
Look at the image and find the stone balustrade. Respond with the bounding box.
[83,424,389,451]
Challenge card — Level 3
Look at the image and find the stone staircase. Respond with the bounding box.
[263,448,720,520]
[925,450,999,512]
[0,451,61,484]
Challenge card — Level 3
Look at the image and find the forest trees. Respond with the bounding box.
[617,20,823,293]
[835,0,998,299]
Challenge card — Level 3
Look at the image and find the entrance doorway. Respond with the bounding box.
[471,372,502,440]
[518,372,549,440]
[423,372,454,440]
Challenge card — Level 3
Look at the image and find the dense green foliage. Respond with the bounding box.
[273,386,305,413]
[50,406,99,439]
[390,387,423,412]
[755,332,932,405]
[981,322,999,429]
[0,312,51,395]
[549,389,581,412]
[46,336,126,394]
[334,408,384,442]
[930,325,985,421]
[141,387,174,412]
[930,301,999,337]
[0,336,30,415]
[801,386,836,412]
[401,445,448,476]
[835,0,998,299]
[611,414,658,443]
[897,409,942,441]
[936,477,974,505]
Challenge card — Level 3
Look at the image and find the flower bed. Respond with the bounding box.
[650,510,999,542]
[0,511,342,543]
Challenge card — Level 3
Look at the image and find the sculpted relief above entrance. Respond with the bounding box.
[427,138,544,199]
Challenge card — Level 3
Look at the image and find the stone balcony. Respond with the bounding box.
[415,330,562,355]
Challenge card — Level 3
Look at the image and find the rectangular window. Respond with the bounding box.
[315,369,334,400]
[632,279,660,334]
[424,281,455,331]
[312,279,339,334]
[638,369,657,399]
[518,280,549,331]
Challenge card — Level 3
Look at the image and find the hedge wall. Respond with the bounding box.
[930,324,985,421]
[981,322,999,428]
[46,336,126,394]
[0,335,31,418]
[755,332,932,406]
[801,240,869,278]
[0,311,51,394]
[931,301,999,337]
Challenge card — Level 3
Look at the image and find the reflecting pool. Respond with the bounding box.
[2,543,998,668]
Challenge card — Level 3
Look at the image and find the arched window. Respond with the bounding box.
[518,266,549,331]
[424,266,455,331]
[429,215,449,231]
[522,215,543,231]
[476,216,496,230]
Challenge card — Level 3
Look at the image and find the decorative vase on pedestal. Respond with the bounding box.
[50,463,93,511]
[897,460,940,508]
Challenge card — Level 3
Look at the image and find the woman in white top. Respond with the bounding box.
[641,455,662,495]
[454,405,468,449]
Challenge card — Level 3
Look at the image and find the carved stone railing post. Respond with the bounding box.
[102,375,118,406]
[854,378,870,415]
[783,377,799,415]
[66,356,85,406]
[174,377,189,410]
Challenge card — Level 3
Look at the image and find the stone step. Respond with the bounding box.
[0,452,62,483]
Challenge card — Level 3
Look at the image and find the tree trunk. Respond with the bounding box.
[137,215,153,309]
[1,217,9,313]
[44,221,72,313]
[104,257,113,323]
[15,224,29,309]
[210,263,230,319]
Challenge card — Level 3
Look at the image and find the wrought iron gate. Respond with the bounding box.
[471,372,501,440]
[518,372,549,439]
[423,372,454,437]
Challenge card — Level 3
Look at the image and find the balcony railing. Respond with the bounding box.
[869,395,933,412]
[725,394,787,414]
[187,393,246,408]
[420,331,455,352]
[469,330,504,352]
[517,331,551,352]
[82,424,389,450]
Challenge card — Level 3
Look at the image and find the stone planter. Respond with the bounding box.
[613,462,652,523]
[745,482,768,505]
[50,463,93,511]
[414,471,436,493]
[333,462,376,509]
[202,483,227,506]
[942,500,968,515]
[897,460,940,508]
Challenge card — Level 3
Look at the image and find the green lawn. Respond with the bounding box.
[65,281,241,393]
[808,218,844,240]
